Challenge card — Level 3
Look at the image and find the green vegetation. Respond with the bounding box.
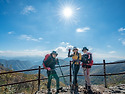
[0,65,65,94]
[107,75,125,86]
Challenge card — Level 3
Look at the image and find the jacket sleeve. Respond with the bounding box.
[68,50,73,57]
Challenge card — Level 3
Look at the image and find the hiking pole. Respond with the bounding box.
[58,63,68,87]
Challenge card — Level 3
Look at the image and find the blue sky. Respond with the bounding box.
[0,0,125,62]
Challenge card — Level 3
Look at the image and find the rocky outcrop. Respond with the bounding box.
[92,84,125,94]
[35,84,125,94]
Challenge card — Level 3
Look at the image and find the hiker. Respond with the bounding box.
[81,47,93,93]
[68,47,81,93]
[43,51,62,94]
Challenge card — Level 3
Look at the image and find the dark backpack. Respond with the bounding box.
[82,53,93,66]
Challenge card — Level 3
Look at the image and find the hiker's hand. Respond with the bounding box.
[69,49,71,51]
[47,67,51,71]
[56,58,59,65]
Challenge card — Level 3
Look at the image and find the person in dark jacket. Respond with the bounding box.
[68,47,81,93]
[43,51,62,94]
[81,47,93,93]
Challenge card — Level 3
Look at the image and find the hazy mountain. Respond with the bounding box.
[0,62,10,71]
[0,59,32,70]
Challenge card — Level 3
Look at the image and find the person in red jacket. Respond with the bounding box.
[81,47,93,93]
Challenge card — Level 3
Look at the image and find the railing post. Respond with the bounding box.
[103,60,107,88]
[70,61,72,89]
[38,66,41,91]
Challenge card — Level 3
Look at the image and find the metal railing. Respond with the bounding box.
[0,60,125,91]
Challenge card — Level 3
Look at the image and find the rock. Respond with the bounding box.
[118,87,124,90]
[112,90,121,93]
[52,88,56,92]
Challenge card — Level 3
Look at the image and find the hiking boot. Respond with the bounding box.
[74,86,79,94]
[47,91,52,94]
[88,89,92,94]
[87,86,92,94]
[71,84,75,90]
[58,87,63,91]
[70,84,74,94]
[85,83,87,89]
[47,89,52,94]
[87,86,91,90]
[56,87,63,94]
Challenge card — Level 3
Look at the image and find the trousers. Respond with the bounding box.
[72,63,80,86]
[83,68,91,86]
[47,70,59,89]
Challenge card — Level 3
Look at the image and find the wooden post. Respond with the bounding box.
[38,66,41,91]
[103,60,107,88]
[70,61,72,89]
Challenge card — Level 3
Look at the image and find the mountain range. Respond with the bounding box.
[0,57,125,85]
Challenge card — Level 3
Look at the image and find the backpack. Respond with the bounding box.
[82,53,93,66]
[44,54,50,61]
[43,54,50,69]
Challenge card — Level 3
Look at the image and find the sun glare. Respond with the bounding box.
[57,1,79,24]
[63,7,73,18]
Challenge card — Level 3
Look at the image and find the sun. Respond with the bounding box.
[62,7,73,18]
[57,1,79,24]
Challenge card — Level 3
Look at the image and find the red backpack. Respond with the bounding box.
[43,54,50,69]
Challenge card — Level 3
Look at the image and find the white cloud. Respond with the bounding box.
[118,27,125,32]
[8,31,14,35]
[38,37,43,40]
[109,51,116,54]
[0,42,74,58]
[118,38,125,46]
[118,28,125,46]
[76,27,90,33]
[21,5,35,15]
[0,50,50,57]
[56,42,73,52]
[54,42,75,58]
[19,35,43,42]
[0,45,125,61]
[55,47,67,53]
[60,42,69,46]
[76,7,80,10]
[93,52,125,62]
